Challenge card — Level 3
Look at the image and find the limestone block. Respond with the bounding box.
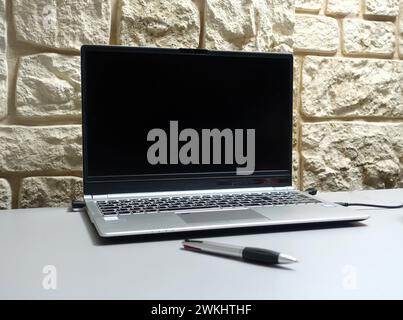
[0,0,4,51]
[16,54,81,120]
[0,58,6,120]
[364,0,399,18]
[326,0,360,16]
[343,19,395,57]
[12,0,111,51]
[0,0,7,120]
[19,176,83,208]
[0,178,11,210]
[119,0,200,48]
[302,122,403,191]
[205,0,294,53]
[399,1,403,58]
[302,56,403,118]
[294,14,339,54]
[0,126,82,173]
[293,150,299,188]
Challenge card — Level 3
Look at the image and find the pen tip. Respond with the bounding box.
[278,253,298,264]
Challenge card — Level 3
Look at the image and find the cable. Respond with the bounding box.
[305,188,402,209]
[335,202,403,209]
[305,187,318,196]
[71,200,86,212]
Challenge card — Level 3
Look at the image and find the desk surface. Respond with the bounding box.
[0,189,402,300]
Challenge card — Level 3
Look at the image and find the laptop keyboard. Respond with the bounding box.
[96,191,321,216]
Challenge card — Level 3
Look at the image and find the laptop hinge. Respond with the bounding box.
[84,194,108,200]
[273,186,295,191]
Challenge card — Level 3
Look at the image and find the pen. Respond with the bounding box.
[182,239,298,265]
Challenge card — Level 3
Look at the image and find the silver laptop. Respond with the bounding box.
[81,45,369,237]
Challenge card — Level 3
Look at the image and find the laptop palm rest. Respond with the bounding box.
[177,208,269,225]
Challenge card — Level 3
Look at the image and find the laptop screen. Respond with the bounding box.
[81,46,293,193]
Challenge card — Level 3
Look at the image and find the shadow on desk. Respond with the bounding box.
[78,211,367,246]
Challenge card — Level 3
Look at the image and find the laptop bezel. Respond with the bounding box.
[81,45,293,196]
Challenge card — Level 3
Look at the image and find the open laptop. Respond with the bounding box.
[81,45,369,237]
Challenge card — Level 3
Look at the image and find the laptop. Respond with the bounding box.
[81,45,369,237]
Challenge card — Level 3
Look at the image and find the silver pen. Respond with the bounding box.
[182,239,298,264]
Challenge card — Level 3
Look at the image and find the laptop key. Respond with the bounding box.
[102,210,117,215]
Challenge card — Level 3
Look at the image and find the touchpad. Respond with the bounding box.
[178,208,269,225]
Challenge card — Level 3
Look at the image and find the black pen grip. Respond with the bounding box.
[242,247,279,264]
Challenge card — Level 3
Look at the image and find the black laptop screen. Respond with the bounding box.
[82,47,293,184]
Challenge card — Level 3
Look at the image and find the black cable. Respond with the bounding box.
[335,202,403,209]
[305,187,318,196]
[305,188,402,209]
[71,200,86,211]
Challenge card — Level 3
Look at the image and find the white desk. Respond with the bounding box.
[0,189,402,299]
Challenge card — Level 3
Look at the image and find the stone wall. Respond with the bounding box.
[0,0,402,209]
[295,0,403,191]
